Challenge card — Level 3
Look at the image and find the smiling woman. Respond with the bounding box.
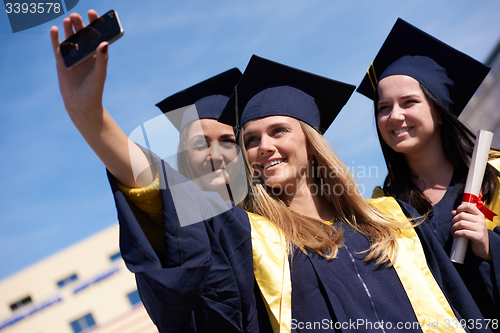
[376,74,443,157]
[216,54,492,332]
[156,68,243,200]
[244,115,310,195]
[357,18,500,322]
[183,118,239,191]
[50,9,497,331]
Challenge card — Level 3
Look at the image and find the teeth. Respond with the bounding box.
[394,128,410,135]
[263,159,283,169]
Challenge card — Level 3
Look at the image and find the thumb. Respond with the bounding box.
[94,42,109,80]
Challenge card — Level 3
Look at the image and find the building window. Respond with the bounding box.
[109,251,121,262]
[127,290,141,306]
[70,313,96,333]
[10,296,32,311]
[57,273,78,288]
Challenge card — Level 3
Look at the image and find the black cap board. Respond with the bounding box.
[156,68,242,131]
[218,55,355,134]
[357,18,490,116]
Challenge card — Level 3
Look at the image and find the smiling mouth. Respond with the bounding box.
[393,128,411,135]
[262,159,284,170]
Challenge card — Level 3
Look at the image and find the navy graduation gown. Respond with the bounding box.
[108,159,496,332]
[396,172,500,324]
[290,223,422,333]
[108,159,272,333]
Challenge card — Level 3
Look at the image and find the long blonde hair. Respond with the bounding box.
[239,120,403,265]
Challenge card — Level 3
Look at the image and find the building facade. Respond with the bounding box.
[460,39,500,147]
[0,224,158,333]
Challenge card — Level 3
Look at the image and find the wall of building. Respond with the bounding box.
[460,39,500,147]
[0,224,157,333]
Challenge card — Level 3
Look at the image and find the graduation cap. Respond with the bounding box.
[156,68,242,132]
[218,55,356,134]
[357,18,490,116]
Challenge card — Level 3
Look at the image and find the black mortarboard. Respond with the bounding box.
[156,68,242,131]
[218,55,356,134]
[357,18,490,116]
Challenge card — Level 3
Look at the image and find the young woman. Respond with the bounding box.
[51,11,492,333]
[154,68,244,198]
[111,68,245,255]
[357,18,500,322]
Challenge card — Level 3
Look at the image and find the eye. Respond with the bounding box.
[273,127,288,136]
[189,139,208,150]
[377,104,390,114]
[405,99,418,106]
[244,136,259,148]
[220,139,237,149]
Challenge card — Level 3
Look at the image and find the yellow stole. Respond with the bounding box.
[247,197,466,333]
[485,159,500,230]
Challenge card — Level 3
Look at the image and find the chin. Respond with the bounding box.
[389,142,415,154]
[263,178,289,191]
[199,176,228,191]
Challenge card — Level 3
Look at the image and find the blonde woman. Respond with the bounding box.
[51,11,488,333]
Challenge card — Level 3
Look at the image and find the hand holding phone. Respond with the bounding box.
[60,10,124,69]
[50,9,120,120]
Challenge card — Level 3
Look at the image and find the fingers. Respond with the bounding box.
[50,26,61,56]
[59,9,100,41]
[93,42,109,85]
[456,202,481,215]
[451,203,485,233]
[70,12,85,34]
[450,218,481,235]
[50,25,68,71]
[63,16,74,39]
[88,9,99,23]
[62,12,86,39]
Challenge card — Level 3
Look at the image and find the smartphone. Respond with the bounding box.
[60,10,124,69]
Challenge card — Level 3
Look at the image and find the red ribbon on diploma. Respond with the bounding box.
[462,192,498,221]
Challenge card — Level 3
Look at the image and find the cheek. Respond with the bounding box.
[376,115,392,143]
[245,147,258,164]
[187,150,205,169]
[376,113,386,129]
[222,147,239,162]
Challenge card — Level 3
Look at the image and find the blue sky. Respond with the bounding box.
[1,0,499,281]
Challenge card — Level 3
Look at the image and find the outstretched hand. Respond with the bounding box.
[50,9,109,117]
[451,202,491,261]
[50,10,155,188]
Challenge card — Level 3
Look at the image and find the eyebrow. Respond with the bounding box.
[377,94,422,106]
[400,93,422,99]
[219,134,236,140]
[243,122,292,138]
[188,133,235,142]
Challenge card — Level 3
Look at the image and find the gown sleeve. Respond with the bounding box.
[107,158,271,333]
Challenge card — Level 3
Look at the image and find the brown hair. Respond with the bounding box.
[374,82,500,214]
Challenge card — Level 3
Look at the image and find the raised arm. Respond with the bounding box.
[50,9,154,188]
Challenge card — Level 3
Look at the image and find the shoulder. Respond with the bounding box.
[366,196,410,224]
[246,212,283,237]
[488,156,500,172]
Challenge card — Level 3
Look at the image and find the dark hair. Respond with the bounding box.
[374,82,500,214]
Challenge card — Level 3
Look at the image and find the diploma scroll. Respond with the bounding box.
[450,130,494,264]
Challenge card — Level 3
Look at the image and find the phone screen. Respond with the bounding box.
[60,10,123,68]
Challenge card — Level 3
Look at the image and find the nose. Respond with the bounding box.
[258,135,274,156]
[207,142,225,172]
[208,142,223,161]
[388,104,405,122]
